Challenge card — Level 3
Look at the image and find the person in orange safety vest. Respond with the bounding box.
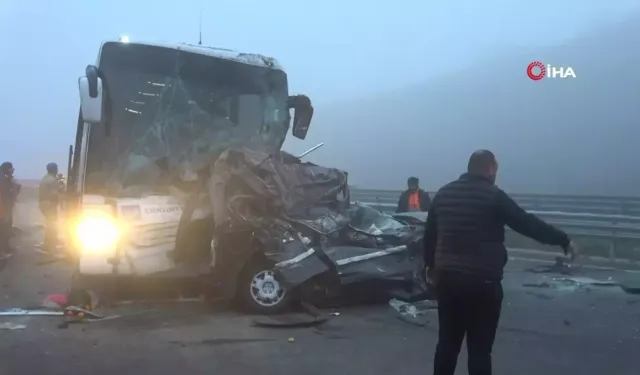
[396,177,431,213]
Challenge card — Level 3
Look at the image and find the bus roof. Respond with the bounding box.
[100,39,285,71]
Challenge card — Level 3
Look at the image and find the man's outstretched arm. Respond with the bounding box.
[495,189,570,252]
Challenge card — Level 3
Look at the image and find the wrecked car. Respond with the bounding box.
[197,148,428,313]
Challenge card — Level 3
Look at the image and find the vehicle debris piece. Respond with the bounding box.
[253,301,330,328]
[0,322,26,330]
[523,276,619,291]
[526,257,573,275]
[0,306,106,320]
[42,293,69,309]
[253,313,329,328]
[553,277,618,287]
[388,298,437,327]
[523,282,552,288]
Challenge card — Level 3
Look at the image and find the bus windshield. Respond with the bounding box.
[83,42,290,197]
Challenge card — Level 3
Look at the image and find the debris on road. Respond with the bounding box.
[523,276,619,292]
[554,277,618,287]
[42,293,69,308]
[0,322,26,330]
[0,305,116,330]
[523,282,552,288]
[0,307,66,317]
[253,313,329,328]
[253,301,330,328]
[526,257,573,275]
[525,291,555,300]
[0,306,104,319]
[388,298,437,326]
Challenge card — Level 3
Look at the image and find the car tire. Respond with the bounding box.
[236,256,291,315]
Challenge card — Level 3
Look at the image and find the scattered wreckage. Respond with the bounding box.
[203,148,429,313]
[70,148,429,314]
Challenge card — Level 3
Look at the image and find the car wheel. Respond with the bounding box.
[237,257,291,314]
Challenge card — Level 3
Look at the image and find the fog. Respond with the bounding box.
[287,14,640,195]
[1,0,639,195]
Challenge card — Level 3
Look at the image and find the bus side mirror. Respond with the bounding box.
[78,65,104,124]
[288,95,314,140]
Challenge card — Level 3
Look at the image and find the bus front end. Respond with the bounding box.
[69,39,314,278]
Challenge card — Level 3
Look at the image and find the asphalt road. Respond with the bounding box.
[2,232,640,375]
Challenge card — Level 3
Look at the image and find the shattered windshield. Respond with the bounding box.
[84,42,290,196]
[349,203,407,234]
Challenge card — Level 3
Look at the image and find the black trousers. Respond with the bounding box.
[433,270,503,375]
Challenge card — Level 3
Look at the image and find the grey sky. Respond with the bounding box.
[1,0,638,178]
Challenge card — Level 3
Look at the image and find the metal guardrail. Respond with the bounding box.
[351,188,640,261]
[351,188,640,216]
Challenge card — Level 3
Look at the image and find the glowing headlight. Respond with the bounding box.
[75,215,121,252]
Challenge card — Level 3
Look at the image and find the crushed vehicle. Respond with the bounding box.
[63,37,427,313]
[193,148,428,313]
[391,211,428,227]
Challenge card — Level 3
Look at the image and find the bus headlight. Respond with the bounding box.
[74,215,121,252]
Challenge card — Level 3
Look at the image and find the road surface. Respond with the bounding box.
[1,231,640,375]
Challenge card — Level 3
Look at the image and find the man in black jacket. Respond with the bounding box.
[396,177,431,212]
[424,150,578,375]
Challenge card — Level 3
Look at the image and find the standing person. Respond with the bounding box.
[396,177,431,212]
[39,163,62,254]
[0,169,13,260]
[1,162,21,231]
[424,150,578,375]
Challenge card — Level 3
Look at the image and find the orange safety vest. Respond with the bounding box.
[408,191,421,211]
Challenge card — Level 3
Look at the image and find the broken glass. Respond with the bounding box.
[83,42,290,197]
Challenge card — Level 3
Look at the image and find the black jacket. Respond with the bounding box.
[396,189,431,212]
[424,173,570,280]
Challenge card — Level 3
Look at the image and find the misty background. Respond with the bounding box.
[1,0,638,195]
